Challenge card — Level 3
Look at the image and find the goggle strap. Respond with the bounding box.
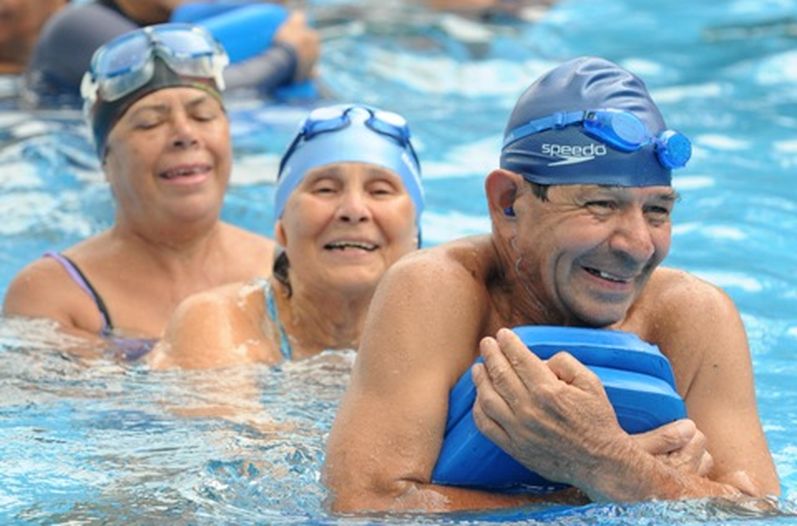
[502,110,585,148]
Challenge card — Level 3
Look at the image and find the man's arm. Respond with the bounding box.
[472,273,779,501]
[325,253,552,512]
[658,272,780,496]
[472,329,749,501]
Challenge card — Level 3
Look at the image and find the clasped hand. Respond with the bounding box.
[471,328,712,495]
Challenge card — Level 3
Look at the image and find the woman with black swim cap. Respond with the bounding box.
[4,24,275,357]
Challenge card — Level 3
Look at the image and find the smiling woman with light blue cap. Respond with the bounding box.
[274,104,424,221]
[148,103,424,369]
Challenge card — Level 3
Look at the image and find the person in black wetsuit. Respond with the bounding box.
[24,0,319,105]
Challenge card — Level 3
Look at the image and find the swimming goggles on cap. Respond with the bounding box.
[81,23,228,106]
[502,109,692,170]
[278,104,421,177]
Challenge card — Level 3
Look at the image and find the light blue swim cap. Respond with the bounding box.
[501,56,691,187]
[274,104,424,221]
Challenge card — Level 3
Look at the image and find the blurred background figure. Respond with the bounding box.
[0,0,66,74]
[24,0,319,104]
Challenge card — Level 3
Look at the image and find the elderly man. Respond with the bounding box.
[324,56,779,512]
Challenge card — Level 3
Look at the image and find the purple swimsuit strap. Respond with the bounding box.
[43,251,113,335]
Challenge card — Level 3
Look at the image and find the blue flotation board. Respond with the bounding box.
[431,326,686,491]
[170,1,317,100]
[171,2,288,64]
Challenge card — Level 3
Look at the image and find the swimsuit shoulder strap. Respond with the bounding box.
[262,279,293,360]
[43,251,114,335]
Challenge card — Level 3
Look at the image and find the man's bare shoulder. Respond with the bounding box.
[385,234,497,287]
[630,267,744,377]
[644,267,737,318]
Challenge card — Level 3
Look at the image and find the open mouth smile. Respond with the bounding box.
[159,164,211,180]
[583,266,633,284]
[324,241,379,252]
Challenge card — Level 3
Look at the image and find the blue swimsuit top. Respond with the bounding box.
[45,251,156,360]
[261,279,293,360]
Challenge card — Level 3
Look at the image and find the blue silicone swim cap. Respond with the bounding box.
[500,56,690,187]
[274,104,424,221]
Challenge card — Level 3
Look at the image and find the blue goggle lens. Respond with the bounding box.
[505,108,691,171]
[85,23,226,103]
[656,130,692,169]
[93,31,151,79]
[584,110,647,151]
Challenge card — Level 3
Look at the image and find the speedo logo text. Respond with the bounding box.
[542,143,608,166]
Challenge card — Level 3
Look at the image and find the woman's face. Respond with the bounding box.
[103,87,231,228]
[276,162,418,296]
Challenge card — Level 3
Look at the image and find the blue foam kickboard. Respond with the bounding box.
[431,326,686,490]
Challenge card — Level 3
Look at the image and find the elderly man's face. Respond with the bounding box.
[511,183,676,326]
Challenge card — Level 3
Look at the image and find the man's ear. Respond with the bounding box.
[274,219,287,247]
[485,169,523,222]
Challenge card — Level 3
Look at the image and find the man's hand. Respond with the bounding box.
[634,419,714,477]
[274,11,320,82]
[471,328,630,489]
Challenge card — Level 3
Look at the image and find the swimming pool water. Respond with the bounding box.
[1,0,797,523]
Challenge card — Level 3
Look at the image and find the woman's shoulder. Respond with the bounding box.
[221,223,276,252]
[3,250,101,331]
[150,279,274,369]
[217,223,276,274]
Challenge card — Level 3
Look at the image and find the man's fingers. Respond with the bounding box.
[546,351,603,393]
[479,335,528,408]
[472,363,512,445]
[494,328,557,391]
[634,419,696,455]
[698,450,714,477]
[472,361,514,420]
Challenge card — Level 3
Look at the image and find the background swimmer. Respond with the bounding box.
[24,0,319,103]
[3,24,275,354]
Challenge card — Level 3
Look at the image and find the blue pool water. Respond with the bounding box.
[1,0,797,523]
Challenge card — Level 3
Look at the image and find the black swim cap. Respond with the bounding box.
[86,57,223,159]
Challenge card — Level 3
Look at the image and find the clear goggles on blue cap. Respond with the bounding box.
[81,23,228,107]
[503,109,692,170]
[278,105,421,177]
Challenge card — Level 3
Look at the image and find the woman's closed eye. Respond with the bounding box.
[310,178,340,194]
[190,105,222,122]
[131,111,164,130]
[368,180,399,197]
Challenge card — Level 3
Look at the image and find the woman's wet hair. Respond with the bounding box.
[272,249,292,298]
